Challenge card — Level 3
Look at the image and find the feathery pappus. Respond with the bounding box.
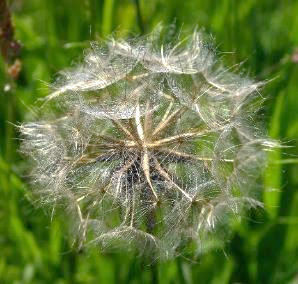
[20,26,276,259]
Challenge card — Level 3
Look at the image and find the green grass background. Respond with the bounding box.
[0,0,298,283]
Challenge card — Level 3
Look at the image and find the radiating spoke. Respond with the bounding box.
[153,101,173,134]
[158,148,197,161]
[98,134,136,147]
[74,150,117,164]
[144,100,153,139]
[152,105,186,136]
[148,129,211,148]
[142,149,158,201]
[153,157,192,201]
[114,158,137,196]
[135,103,145,142]
[158,148,234,163]
[94,158,137,197]
[87,140,135,151]
[111,118,137,142]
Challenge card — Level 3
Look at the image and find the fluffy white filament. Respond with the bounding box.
[20,27,275,258]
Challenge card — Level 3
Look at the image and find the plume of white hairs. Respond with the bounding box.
[20,26,276,259]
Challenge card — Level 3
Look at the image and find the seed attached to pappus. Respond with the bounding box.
[20,26,275,258]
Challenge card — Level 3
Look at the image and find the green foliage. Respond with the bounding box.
[0,0,297,283]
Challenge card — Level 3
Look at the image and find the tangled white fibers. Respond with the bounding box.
[20,26,277,259]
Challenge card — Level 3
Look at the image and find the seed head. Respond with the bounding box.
[20,27,275,258]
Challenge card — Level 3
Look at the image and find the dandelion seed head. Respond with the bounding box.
[20,27,274,259]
